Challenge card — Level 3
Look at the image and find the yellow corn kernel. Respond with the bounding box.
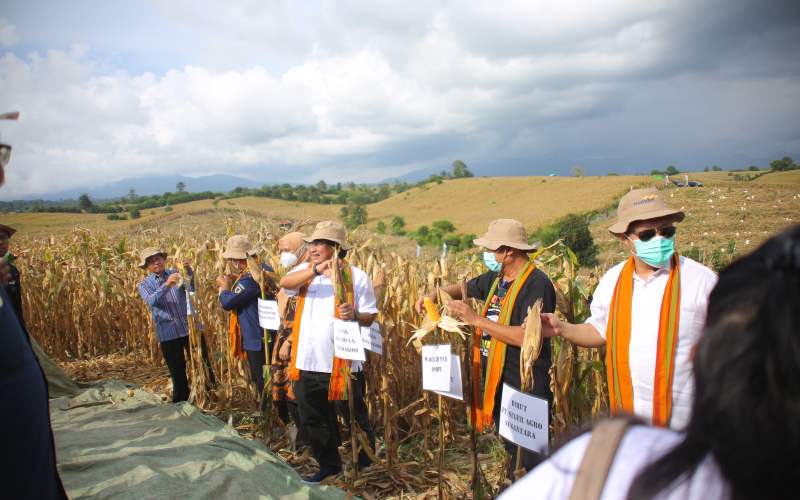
[423,296,440,323]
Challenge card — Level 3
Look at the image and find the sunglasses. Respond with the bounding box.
[629,226,676,242]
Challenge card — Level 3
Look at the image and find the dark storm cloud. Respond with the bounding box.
[0,0,798,198]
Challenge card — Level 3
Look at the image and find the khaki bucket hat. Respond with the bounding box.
[473,219,537,252]
[608,188,685,235]
[0,224,16,238]
[303,220,351,250]
[138,247,167,268]
[222,234,257,259]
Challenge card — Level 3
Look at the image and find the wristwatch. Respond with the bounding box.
[312,263,321,276]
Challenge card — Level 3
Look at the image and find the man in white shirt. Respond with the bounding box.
[280,221,378,484]
[540,188,717,429]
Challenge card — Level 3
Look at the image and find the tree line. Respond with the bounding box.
[0,160,476,215]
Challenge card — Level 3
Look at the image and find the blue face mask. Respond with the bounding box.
[483,252,502,272]
[633,236,675,268]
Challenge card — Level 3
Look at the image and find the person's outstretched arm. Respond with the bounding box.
[540,313,605,347]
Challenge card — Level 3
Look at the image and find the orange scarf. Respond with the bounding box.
[288,262,355,401]
[227,272,247,361]
[606,254,681,427]
[470,260,536,432]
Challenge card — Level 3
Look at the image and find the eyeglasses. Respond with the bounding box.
[629,226,676,242]
[0,143,11,168]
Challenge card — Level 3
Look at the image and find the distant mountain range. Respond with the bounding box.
[32,174,264,201]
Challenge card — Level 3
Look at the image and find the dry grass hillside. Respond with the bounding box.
[3,175,651,240]
[368,175,651,234]
[591,180,800,270]
[5,172,796,251]
[2,197,339,239]
[751,169,800,185]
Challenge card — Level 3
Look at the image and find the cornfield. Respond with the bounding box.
[20,213,608,498]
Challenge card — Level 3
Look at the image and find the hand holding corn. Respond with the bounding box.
[165,273,182,288]
[215,274,232,291]
[337,303,356,321]
[445,299,480,326]
[538,313,563,338]
[415,294,437,315]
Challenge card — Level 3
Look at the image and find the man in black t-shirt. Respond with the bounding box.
[416,219,556,477]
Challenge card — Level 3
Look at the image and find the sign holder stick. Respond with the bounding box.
[461,279,487,498]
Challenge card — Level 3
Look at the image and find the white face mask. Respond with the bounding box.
[280,251,299,268]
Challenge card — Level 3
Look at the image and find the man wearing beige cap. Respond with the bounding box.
[280,220,378,484]
[540,188,717,429]
[137,248,205,402]
[417,218,557,476]
[217,234,276,404]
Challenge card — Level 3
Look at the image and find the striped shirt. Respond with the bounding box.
[137,269,193,342]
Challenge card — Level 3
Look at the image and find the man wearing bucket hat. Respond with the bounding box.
[416,218,557,476]
[280,220,378,484]
[0,223,25,329]
[217,234,276,403]
[539,188,717,430]
[137,248,213,402]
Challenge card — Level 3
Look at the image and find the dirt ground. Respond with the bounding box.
[59,354,510,499]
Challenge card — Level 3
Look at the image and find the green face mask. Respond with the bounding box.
[633,236,675,268]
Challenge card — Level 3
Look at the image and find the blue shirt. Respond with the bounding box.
[137,269,193,342]
[219,273,263,351]
[219,265,275,351]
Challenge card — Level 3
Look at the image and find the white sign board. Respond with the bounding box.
[498,383,549,454]
[333,319,366,361]
[360,322,383,355]
[433,353,463,401]
[421,344,451,392]
[257,299,281,330]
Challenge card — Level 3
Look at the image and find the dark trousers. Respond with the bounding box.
[285,399,308,444]
[295,370,374,470]
[246,347,267,396]
[160,335,216,403]
[160,336,190,402]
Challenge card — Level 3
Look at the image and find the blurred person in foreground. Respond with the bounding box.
[502,224,800,500]
[539,188,717,429]
[217,234,276,406]
[416,218,557,476]
[0,120,67,498]
[137,248,215,403]
[280,221,378,484]
[273,232,309,444]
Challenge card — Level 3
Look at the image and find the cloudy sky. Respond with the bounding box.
[0,0,798,199]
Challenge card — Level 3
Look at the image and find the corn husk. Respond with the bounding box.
[520,299,543,392]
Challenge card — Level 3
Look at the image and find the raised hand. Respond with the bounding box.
[165,273,182,288]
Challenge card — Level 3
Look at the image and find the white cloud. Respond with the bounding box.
[0,18,18,47]
[0,0,798,199]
